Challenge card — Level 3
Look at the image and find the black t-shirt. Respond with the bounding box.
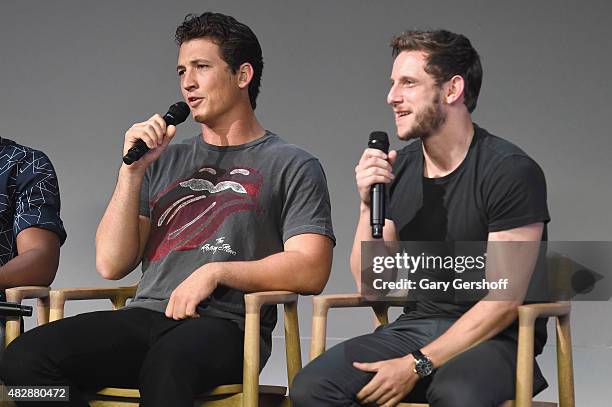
[387,124,550,348]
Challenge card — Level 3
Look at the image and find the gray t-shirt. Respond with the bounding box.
[125,131,334,358]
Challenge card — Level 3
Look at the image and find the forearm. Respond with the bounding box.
[0,246,59,290]
[350,204,374,287]
[421,300,519,368]
[350,203,398,290]
[213,245,332,295]
[95,166,146,279]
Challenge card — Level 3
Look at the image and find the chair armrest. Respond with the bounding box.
[518,301,570,323]
[4,286,51,347]
[242,291,300,407]
[310,293,407,360]
[5,286,50,303]
[49,285,138,321]
[244,290,298,312]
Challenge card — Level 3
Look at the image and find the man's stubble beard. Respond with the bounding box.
[399,93,447,142]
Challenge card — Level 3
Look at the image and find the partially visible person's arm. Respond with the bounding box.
[0,228,60,290]
[165,233,333,319]
[418,223,544,366]
[350,148,399,289]
[95,115,176,280]
[354,223,544,406]
[166,152,335,320]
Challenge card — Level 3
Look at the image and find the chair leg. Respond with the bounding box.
[283,301,302,387]
[37,296,50,325]
[243,309,260,407]
[556,314,574,407]
[4,318,21,347]
[516,314,535,407]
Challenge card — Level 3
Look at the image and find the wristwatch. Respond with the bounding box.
[411,349,434,378]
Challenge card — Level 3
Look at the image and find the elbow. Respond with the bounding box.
[96,258,126,280]
[34,268,57,287]
[32,249,60,287]
[298,264,331,295]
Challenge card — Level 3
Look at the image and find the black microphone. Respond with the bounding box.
[0,301,33,317]
[122,101,191,165]
[368,131,390,239]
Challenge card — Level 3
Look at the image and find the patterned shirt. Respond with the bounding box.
[0,137,66,267]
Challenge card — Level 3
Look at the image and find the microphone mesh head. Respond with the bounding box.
[368,131,389,153]
[165,101,190,126]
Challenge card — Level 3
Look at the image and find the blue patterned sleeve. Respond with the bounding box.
[13,150,67,245]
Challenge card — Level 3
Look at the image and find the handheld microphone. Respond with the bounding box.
[0,301,33,317]
[368,131,390,239]
[122,101,190,165]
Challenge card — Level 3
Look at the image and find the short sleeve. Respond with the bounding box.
[486,155,550,232]
[139,168,151,218]
[14,150,67,245]
[280,158,335,244]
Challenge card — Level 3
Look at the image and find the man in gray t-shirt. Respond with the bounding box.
[0,12,334,407]
[128,130,335,359]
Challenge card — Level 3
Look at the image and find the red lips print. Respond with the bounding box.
[145,166,263,262]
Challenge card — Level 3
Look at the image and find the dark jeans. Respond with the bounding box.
[290,316,548,407]
[0,308,244,407]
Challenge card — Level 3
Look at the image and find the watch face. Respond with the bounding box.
[414,357,434,377]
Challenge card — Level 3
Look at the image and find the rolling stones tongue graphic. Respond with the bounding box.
[145,166,263,262]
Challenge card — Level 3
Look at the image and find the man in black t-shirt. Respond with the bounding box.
[291,30,550,407]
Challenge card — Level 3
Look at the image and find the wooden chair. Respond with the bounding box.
[48,285,301,407]
[310,295,572,407]
[309,257,575,407]
[3,286,51,348]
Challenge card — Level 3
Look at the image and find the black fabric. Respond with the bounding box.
[387,124,550,350]
[0,308,244,407]
[291,316,548,407]
[387,124,549,238]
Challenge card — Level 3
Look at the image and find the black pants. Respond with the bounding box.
[0,308,244,407]
[290,316,547,407]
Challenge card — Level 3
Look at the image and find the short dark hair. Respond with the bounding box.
[175,12,264,110]
[390,30,482,113]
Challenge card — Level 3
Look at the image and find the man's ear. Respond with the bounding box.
[237,63,254,89]
[445,75,465,105]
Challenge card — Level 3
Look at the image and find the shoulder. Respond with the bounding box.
[258,133,326,177]
[0,138,53,163]
[473,125,545,182]
[475,125,536,164]
[260,133,320,163]
[0,139,57,179]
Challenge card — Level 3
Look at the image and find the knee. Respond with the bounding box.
[0,337,46,385]
[427,373,488,407]
[290,363,348,407]
[290,367,323,407]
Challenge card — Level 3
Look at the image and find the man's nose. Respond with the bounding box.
[387,84,402,106]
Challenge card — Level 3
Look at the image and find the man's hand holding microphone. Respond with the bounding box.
[355,132,397,239]
[121,101,190,171]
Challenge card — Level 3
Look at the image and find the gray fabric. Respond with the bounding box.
[125,131,334,354]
